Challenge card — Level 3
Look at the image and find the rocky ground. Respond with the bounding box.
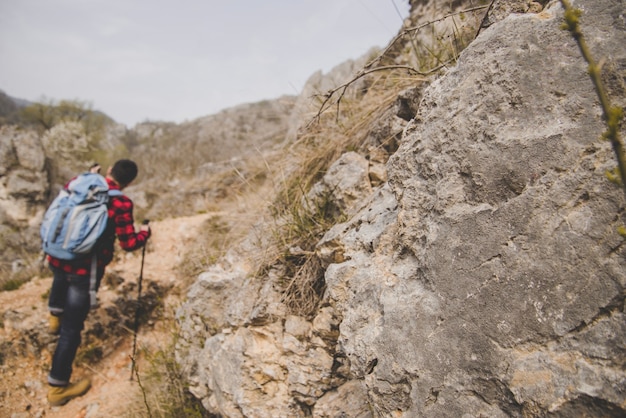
[0,213,214,417]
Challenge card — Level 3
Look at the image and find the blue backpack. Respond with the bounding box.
[40,172,122,260]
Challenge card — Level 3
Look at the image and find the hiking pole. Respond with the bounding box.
[130,219,150,381]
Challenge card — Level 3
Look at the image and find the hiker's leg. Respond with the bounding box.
[48,274,90,386]
[95,266,105,292]
[48,267,69,316]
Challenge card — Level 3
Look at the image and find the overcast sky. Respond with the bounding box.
[0,0,409,127]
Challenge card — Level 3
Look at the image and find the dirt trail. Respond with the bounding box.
[0,213,215,417]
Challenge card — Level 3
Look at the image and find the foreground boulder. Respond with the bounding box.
[177,1,626,416]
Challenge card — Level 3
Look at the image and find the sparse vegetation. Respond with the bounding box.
[255,5,491,319]
[75,342,103,364]
[311,4,487,124]
[125,344,210,418]
[19,98,111,134]
[178,215,232,281]
[0,90,21,126]
[264,72,420,318]
[0,278,25,291]
[0,252,45,292]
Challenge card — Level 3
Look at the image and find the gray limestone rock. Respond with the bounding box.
[0,126,48,225]
[176,0,626,416]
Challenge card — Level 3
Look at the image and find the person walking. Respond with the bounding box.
[45,159,150,406]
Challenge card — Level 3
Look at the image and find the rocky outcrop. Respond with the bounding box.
[0,120,111,271]
[177,0,626,416]
[126,97,297,220]
[354,0,625,415]
[0,118,129,275]
[0,126,47,211]
[285,53,376,143]
[0,126,49,264]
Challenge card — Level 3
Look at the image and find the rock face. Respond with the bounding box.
[177,0,626,417]
[0,126,48,210]
[0,126,49,261]
[379,1,625,415]
[286,53,375,143]
[0,120,108,270]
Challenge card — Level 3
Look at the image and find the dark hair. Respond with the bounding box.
[110,159,138,186]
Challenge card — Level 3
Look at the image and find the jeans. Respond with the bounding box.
[47,266,102,386]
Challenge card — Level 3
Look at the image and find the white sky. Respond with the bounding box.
[0,0,409,127]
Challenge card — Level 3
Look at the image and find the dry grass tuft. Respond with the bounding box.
[261,9,490,318]
[262,71,422,318]
[124,343,210,418]
[280,253,326,319]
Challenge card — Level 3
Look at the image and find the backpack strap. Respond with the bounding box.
[89,255,98,309]
[90,188,123,309]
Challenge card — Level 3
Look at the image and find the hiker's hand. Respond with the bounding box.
[89,163,101,174]
[140,220,151,236]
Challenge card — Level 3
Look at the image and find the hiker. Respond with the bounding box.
[45,159,150,406]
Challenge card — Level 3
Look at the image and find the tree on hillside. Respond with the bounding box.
[19,98,110,135]
[20,99,120,185]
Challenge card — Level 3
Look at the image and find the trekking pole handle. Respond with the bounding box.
[140,219,150,237]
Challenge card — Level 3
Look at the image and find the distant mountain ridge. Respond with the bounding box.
[0,89,32,107]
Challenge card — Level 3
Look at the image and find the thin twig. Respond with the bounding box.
[308,65,434,126]
[560,0,626,197]
[367,4,490,69]
[475,0,497,38]
[81,363,109,381]
[131,359,154,418]
[308,5,490,126]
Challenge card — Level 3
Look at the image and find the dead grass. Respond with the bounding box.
[259,71,422,318]
[124,343,211,418]
[254,10,488,313]
[277,71,411,210]
[177,215,232,281]
[280,253,326,319]
[0,254,47,292]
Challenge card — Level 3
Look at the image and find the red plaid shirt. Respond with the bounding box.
[48,177,150,276]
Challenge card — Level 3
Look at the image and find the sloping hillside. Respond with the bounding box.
[0,213,219,417]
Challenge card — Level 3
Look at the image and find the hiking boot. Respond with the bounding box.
[47,378,91,406]
[48,315,61,335]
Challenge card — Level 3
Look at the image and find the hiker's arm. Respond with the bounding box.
[111,197,150,251]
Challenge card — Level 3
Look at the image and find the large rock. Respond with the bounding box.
[13,128,45,171]
[177,0,626,416]
[41,121,92,184]
[305,151,372,217]
[332,0,625,416]
[0,126,49,268]
[0,126,48,223]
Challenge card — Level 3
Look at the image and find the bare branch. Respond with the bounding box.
[307,64,443,127]
[366,4,490,70]
[305,5,491,127]
[475,0,497,38]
